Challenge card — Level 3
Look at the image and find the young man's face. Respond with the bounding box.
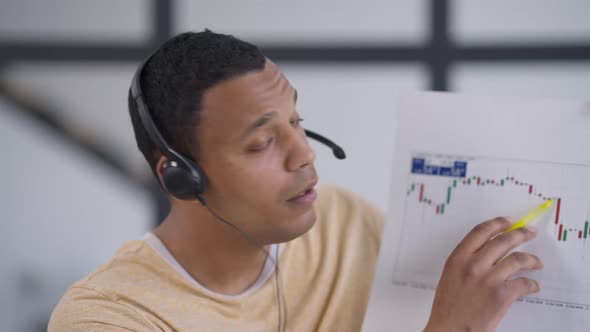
[193,59,318,244]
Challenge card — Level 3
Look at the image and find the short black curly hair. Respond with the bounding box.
[128,30,266,175]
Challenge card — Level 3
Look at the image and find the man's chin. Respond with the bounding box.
[274,208,317,243]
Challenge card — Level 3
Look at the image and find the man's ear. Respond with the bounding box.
[155,155,168,188]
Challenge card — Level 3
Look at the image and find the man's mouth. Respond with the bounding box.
[287,178,318,204]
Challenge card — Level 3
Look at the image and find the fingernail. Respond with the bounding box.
[527,226,538,233]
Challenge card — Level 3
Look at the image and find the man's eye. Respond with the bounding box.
[291,117,304,127]
[250,138,274,152]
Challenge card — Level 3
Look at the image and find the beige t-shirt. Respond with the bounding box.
[48,185,384,331]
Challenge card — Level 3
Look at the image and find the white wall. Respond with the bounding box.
[0,0,149,43]
[2,63,150,179]
[175,0,428,45]
[0,99,151,331]
[452,63,590,100]
[452,0,590,44]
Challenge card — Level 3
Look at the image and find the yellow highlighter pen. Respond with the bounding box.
[503,199,555,233]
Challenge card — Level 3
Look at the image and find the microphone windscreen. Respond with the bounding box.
[333,146,346,159]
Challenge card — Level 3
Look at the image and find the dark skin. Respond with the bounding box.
[153,59,543,329]
[424,218,543,331]
[154,59,318,295]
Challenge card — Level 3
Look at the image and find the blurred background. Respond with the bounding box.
[1,0,589,330]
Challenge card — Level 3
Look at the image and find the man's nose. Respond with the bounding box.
[285,130,316,172]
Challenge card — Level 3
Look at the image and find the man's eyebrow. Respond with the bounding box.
[243,111,277,137]
[242,89,296,138]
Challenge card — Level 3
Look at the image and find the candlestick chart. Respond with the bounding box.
[392,154,590,308]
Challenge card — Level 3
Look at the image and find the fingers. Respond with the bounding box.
[473,226,538,267]
[452,217,513,257]
[504,277,541,301]
[491,252,543,282]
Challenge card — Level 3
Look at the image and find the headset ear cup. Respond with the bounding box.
[186,159,208,193]
[162,161,203,200]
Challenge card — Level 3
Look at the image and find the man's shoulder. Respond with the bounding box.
[48,284,159,331]
[57,238,171,300]
[313,184,384,246]
[316,184,384,227]
[74,239,159,287]
[48,239,165,331]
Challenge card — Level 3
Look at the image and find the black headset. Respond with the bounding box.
[130,54,346,203]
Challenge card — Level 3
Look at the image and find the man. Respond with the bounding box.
[49,30,542,331]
